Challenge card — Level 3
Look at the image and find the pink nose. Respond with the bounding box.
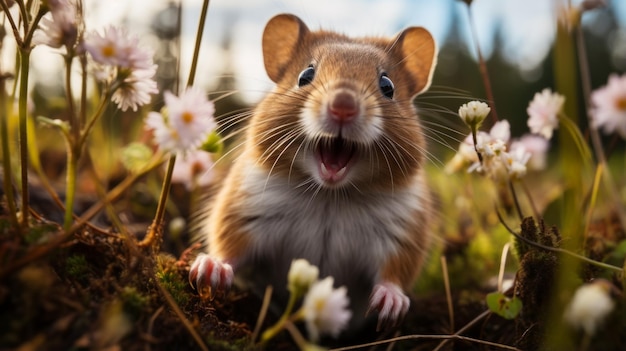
[328,92,358,123]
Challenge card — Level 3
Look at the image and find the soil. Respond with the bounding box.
[1,177,625,351]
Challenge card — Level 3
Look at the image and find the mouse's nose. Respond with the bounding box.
[328,91,358,124]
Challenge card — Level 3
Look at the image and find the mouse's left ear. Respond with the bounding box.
[390,27,437,97]
[262,14,310,83]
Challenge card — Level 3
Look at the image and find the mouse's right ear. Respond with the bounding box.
[262,14,309,83]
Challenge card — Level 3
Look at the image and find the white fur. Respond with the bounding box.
[234,159,427,295]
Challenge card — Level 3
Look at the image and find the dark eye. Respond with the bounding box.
[298,65,315,87]
[379,73,394,99]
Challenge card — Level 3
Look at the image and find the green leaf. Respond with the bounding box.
[486,291,522,320]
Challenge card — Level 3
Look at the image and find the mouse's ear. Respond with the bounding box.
[390,27,437,97]
[262,14,309,83]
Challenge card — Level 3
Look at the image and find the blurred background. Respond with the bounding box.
[19,0,626,156]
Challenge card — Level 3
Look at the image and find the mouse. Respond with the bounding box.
[189,13,437,337]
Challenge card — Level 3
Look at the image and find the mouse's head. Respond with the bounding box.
[249,14,437,192]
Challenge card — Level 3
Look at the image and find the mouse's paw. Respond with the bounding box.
[368,282,410,331]
[188,253,234,299]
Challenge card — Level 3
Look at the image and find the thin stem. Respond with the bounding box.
[186,0,210,87]
[64,56,78,141]
[260,288,299,343]
[80,55,87,126]
[465,3,498,123]
[575,22,626,232]
[0,1,23,47]
[470,128,483,164]
[139,155,176,247]
[508,180,524,221]
[17,48,30,228]
[78,90,111,147]
[63,147,77,231]
[440,256,454,333]
[0,75,19,231]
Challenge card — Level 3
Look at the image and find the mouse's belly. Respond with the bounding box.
[227,163,428,322]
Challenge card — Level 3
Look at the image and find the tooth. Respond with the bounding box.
[320,163,330,178]
[336,166,347,178]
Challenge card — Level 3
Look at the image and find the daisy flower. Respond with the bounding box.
[145,87,216,154]
[111,67,158,112]
[33,0,78,50]
[301,277,351,342]
[591,73,626,138]
[170,149,214,190]
[527,88,565,139]
[564,280,615,336]
[83,26,154,71]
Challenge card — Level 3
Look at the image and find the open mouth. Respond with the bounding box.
[315,137,357,184]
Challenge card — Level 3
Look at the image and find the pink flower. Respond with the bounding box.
[171,150,214,190]
[510,134,549,171]
[527,88,565,139]
[591,74,626,138]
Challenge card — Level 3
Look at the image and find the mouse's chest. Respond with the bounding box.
[236,163,422,277]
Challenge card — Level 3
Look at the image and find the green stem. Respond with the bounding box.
[186,0,210,87]
[18,48,30,228]
[0,75,19,231]
[260,290,300,343]
[79,90,111,147]
[139,155,176,247]
[64,56,78,141]
[63,147,77,231]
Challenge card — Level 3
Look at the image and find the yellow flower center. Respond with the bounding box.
[102,45,116,57]
[616,97,626,111]
[182,111,194,124]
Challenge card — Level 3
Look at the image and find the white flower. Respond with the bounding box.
[287,259,319,295]
[564,280,614,336]
[145,87,216,154]
[527,88,565,139]
[458,101,490,129]
[171,149,214,190]
[510,135,549,171]
[84,26,154,70]
[591,74,626,138]
[111,67,158,112]
[475,120,510,159]
[501,147,531,180]
[33,2,78,49]
[302,277,352,342]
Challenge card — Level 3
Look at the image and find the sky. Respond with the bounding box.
[19,0,626,103]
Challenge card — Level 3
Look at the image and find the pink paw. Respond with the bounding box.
[188,253,234,299]
[368,282,410,330]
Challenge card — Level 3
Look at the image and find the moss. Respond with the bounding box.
[156,254,189,307]
[120,286,150,319]
[65,254,90,281]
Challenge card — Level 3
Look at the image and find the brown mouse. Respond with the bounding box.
[189,13,437,336]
